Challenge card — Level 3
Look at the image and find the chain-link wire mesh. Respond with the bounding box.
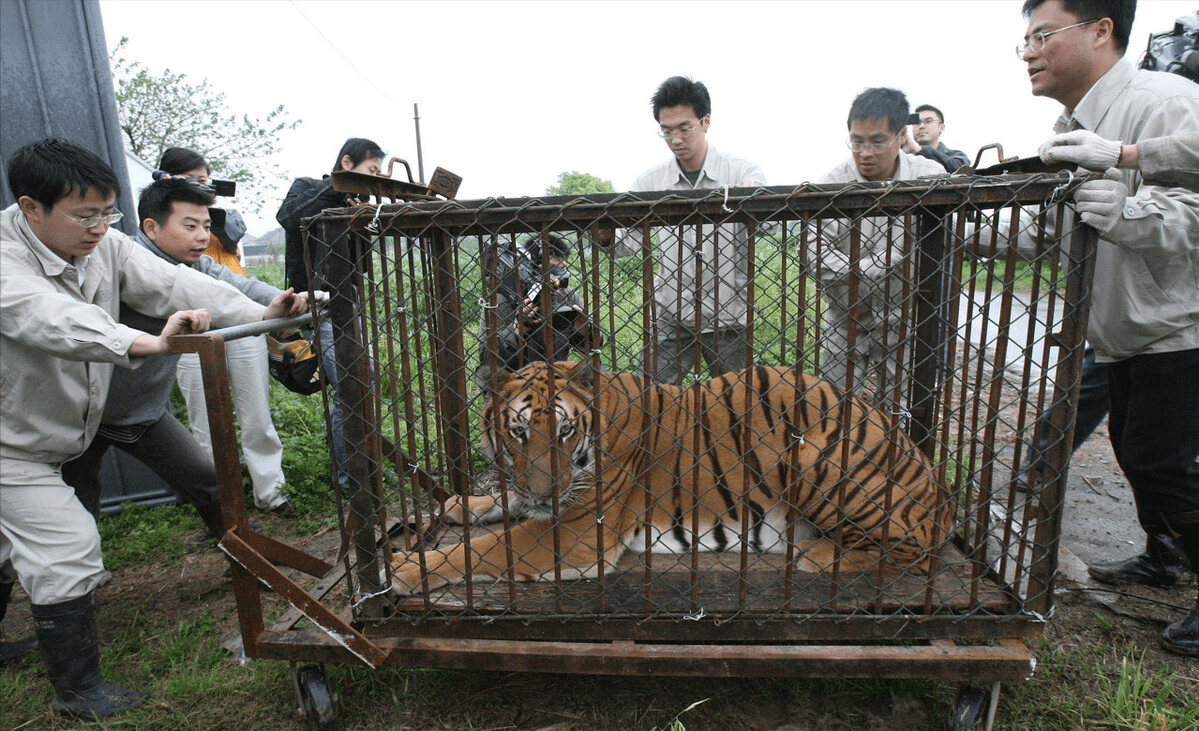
[299,172,1097,643]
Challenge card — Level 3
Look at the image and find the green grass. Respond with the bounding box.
[96,502,196,570]
[1001,638,1199,731]
[1098,654,1199,731]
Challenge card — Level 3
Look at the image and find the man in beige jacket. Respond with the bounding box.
[0,138,306,719]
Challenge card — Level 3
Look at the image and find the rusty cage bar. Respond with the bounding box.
[178,172,1098,728]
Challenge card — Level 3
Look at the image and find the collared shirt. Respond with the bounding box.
[1053,58,1199,362]
[0,204,266,464]
[816,151,947,280]
[618,145,767,332]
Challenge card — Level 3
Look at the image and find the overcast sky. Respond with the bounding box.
[99,0,1197,236]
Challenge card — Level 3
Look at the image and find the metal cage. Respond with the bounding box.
[175,172,1098,730]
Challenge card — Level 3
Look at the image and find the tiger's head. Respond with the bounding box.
[481,361,598,511]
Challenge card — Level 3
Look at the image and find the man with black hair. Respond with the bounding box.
[599,76,766,383]
[0,138,305,720]
[277,137,385,295]
[62,177,311,533]
[815,87,946,400]
[160,147,294,516]
[276,137,385,491]
[902,104,972,172]
[1016,0,1199,657]
[474,234,602,387]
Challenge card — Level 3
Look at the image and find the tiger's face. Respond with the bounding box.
[481,363,596,511]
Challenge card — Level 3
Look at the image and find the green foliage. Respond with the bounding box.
[273,381,337,516]
[1097,654,1199,731]
[546,170,615,196]
[109,37,301,215]
[97,502,195,570]
[1004,639,1199,730]
[250,261,286,289]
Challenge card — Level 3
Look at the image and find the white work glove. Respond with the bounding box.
[1039,130,1122,171]
[1072,170,1128,233]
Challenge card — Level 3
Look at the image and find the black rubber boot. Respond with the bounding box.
[1160,529,1199,658]
[1088,533,1195,588]
[0,580,38,663]
[30,593,148,720]
[1161,603,1199,657]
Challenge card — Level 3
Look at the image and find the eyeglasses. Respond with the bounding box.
[916,117,941,127]
[846,134,899,153]
[658,124,698,140]
[55,208,123,228]
[1016,19,1098,59]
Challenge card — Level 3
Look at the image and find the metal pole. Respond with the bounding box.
[414,102,425,184]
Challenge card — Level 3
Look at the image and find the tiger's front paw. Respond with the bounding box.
[441,493,506,525]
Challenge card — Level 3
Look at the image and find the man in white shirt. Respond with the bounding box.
[600,76,766,384]
[815,87,946,401]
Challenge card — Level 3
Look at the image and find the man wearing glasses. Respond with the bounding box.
[1017,0,1199,657]
[902,104,971,173]
[0,138,306,719]
[598,76,766,384]
[814,87,945,402]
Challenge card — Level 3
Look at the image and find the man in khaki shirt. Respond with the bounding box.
[815,87,946,401]
[598,76,766,384]
[1017,0,1199,658]
[0,138,306,720]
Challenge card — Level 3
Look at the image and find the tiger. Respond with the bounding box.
[389,361,949,594]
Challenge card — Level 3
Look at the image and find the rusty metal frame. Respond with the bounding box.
[169,316,387,669]
[175,175,1099,723]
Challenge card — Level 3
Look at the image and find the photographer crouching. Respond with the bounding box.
[474,234,604,388]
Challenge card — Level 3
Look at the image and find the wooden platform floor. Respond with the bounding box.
[389,536,1014,620]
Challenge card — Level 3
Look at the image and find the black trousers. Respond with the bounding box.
[61,412,223,520]
[1105,347,1199,536]
[1035,346,1110,465]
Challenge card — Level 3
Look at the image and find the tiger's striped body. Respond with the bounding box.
[390,362,948,593]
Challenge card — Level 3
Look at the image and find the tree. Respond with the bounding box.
[546,171,615,196]
[109,37,301,215]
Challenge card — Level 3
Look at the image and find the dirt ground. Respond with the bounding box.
[3,417,1196,731]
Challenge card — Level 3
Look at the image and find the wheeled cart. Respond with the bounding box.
[173,172,1098,730]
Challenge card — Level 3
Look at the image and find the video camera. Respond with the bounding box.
[152,169,236,198]
[152,170,245,249]
[1139,14,1199,82]
[485,241,576,327]
[523,267,577,329]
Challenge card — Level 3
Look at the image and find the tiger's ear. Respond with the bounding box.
[488,370,517,397]
[557,360,595,391]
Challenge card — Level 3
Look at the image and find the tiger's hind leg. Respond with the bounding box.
[794,538,934,575]
[793,538,886,574]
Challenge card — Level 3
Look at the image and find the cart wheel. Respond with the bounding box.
[948,683,990,731]
[291,662,339,731]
